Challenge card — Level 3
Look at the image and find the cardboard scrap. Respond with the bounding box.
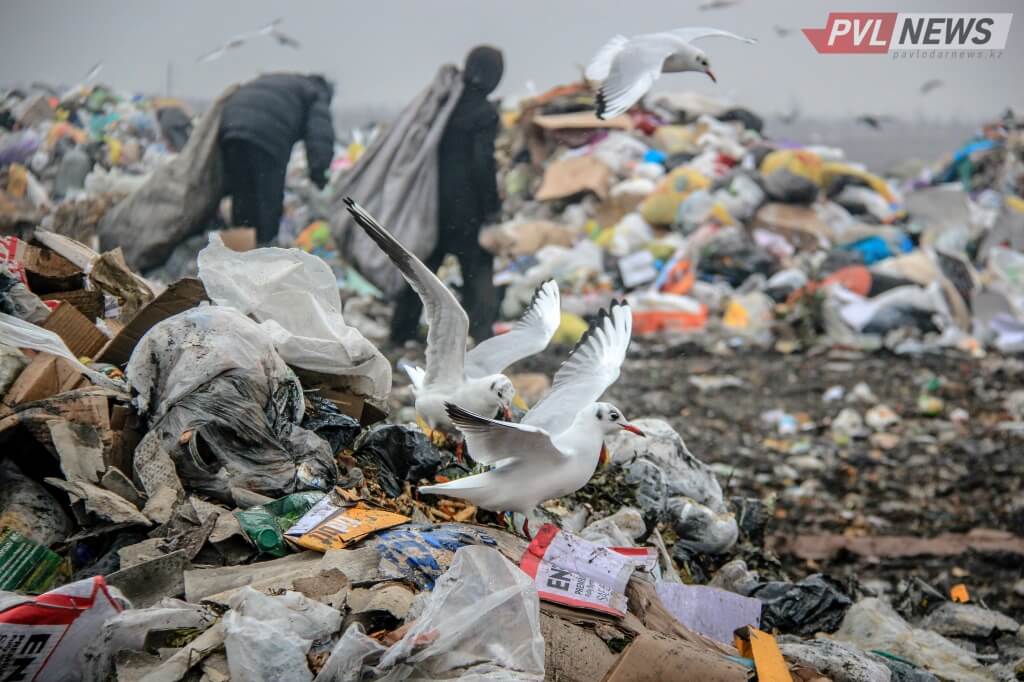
[95,277,207,366]
[105,550,188,609]
[285,497,409,552]
[519,523,635,617]
[735,626,794,682]
[45,478,151,527]
[606,631,749,682]
[532,111,632,131]
[535,156,613,202]
[1,353,88,406]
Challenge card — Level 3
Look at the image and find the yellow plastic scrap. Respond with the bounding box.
[105,137,122,166]
[734,627,794,682]
[1006,194,1024,214]
[640,166,712,226]
[821,162,897,203]
[723,299,751,329]
[553,312,589,346]
[6,164,28,199]
[347,141,365,164]
[709,201,735,225]
[760,149,823,186]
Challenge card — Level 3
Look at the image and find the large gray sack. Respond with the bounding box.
[328,66,462,296]
[99,85,239,271]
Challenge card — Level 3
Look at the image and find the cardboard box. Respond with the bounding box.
[43,289,105,321]
[42,303,109,359]
[314,388,387,427]
[2,353,88,406]
[95,278,208,366]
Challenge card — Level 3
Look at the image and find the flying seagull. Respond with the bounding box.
[198,18,301,63]
[586,27,756,119]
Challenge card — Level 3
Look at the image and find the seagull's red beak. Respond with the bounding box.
[705,69,717,83]
[621,424,645,437]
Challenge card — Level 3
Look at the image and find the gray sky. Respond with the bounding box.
[1,0,1021,120]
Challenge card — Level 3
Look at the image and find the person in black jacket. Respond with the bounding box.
[390,46,504,344]
[219,73,335,245]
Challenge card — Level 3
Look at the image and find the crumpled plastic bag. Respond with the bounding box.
[127,306,337,503]
[315,546,544,681]
[354,424,443,497]
[224,587,342,682]
[197,233,391,403]
[747,573,852,637]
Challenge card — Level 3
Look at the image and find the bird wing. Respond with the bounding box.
[596,34,678,119]
[272,30,302,48]
[586,34,630,81]
[465,280,561,379]
[84,62,103,84]
[345,198,467,389]
[524,301,632,436]
[446,403,563,467]
[670,27,757,45]
[196,45,229,63]
[398,360,426,393]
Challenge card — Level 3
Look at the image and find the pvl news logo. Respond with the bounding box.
[802,13,1012,58]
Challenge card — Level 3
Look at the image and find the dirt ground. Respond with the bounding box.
[505,341,1024,620]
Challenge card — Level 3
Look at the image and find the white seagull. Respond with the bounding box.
[197,18,301,64]
[419,302,642,532]
[586,27,756,120]
[401,279,561,393]
[344,198,515,432]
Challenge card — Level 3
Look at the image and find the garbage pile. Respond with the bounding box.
[3,80,1024,681]
[488,82,1024,357]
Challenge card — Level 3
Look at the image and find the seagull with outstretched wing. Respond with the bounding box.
[586,27,756,119]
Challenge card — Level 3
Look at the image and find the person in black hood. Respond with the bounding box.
[391,46,505,344]
[219,73,335,245]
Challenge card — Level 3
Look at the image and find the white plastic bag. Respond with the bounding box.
[197,233,391,402]
[316,546,544,681]
[224,587,342,682]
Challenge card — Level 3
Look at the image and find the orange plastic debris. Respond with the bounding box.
[950,583,970,603]
[631,306,708,336]
[735,627,794,682]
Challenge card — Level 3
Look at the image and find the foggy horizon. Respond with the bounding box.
[1,0,1021,123]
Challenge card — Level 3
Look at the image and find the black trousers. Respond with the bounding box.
[221,139,287,245]
[390,227,498,345]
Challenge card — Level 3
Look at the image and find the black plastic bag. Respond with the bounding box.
[354,424,442,497]
[747,573,852,636]
[302,393,362,454]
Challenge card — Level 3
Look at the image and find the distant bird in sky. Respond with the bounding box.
[919,79,944,95]
[779,99,801,125]
[699,0,741,10]
[856,114,894,130]
[197,18,301,63]
[83,62,103,84]
[773,25,793,38]
[586,27,756,119]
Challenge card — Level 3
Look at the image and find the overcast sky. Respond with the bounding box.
[1,0,1021,120]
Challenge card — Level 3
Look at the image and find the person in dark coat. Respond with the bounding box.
[390,46,504,344]
[219,73,335,245]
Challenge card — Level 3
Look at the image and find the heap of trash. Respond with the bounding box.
[2,80,1024,681]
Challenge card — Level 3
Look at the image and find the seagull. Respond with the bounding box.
[402,280,561,392]
[856,114,893,130]
[699,0,741,10]
[773,25,793,38]
[419,302,641,534]
[919,79,944,95]
[778,97,801,125]
[586,27,756,120]
[197,18,301,63]
[344,198,515,433]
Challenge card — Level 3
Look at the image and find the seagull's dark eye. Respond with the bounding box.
[610,412,619,420]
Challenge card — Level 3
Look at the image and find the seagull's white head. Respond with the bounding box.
[691,50,716,83]
[471,374,515,420]
[590,402,645,437]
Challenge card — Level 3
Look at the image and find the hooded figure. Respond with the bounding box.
[391,46,505,344]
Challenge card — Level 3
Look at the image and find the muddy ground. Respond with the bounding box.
[393,340,1024,619]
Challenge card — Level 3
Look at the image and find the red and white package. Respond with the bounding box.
[0,576,126,682]
[610,546,661,581]
[519,523,635,617]
[0,236,29,284]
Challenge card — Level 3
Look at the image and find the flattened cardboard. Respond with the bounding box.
[606,632,748,682]
[316,388,386,427]
[44,288,105,321]
[95,278,208,366]
[42,302,109,358]
[2,353,87,406]
[532,112,632,131]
